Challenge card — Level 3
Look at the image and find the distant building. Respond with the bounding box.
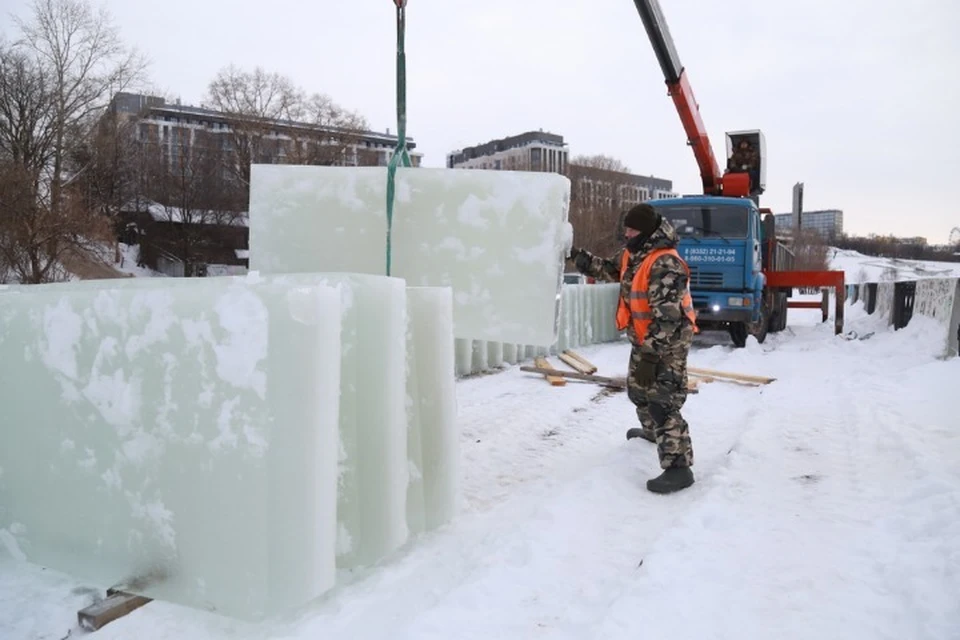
[568,164,676,211]
[108,91,423,169]
[774,209,843,240]
[447,131,568,173]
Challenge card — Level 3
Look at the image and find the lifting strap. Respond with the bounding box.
[385,0,412,276]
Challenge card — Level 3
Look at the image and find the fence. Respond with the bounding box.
[855,276,960,358]
[455,283,622,376]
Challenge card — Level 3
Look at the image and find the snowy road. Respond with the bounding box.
[2,304,958,639]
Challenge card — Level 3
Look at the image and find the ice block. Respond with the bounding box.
[405,287,459,531]
[247,165,572,346]
[0,276,342,620]
[268,273,411,570]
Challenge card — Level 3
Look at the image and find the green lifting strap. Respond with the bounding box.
[385,0,412,276]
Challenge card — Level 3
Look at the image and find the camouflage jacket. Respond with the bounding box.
[575,218,692,356]
[728,147,759,172]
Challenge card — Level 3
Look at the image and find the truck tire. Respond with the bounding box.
[729,322,748,348]
[729,302,769,348]
[767,291,788,333]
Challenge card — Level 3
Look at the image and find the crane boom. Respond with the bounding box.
[631,0,724,195]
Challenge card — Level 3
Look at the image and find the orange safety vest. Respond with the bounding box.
[616,248,699,340]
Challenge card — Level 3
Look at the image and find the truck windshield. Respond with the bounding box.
[657,205,749,239]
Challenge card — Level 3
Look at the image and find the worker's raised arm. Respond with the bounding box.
[639,253,689,356]
[570,247,623,283]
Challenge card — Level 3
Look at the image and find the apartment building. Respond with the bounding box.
[568,164,676,211]
[447,131,568,173]
[108,92,423,170]
[774,209,844,240]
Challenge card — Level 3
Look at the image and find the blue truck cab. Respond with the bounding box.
[645,195,791,347]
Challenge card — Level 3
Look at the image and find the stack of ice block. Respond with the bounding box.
[0,274,457,620]
[0,163,576,621]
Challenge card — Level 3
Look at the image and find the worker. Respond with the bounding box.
[568,203,698,494]
[727,139,758,173]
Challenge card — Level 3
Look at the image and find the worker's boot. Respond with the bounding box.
[626,427,656,443]
[646,466,695,494]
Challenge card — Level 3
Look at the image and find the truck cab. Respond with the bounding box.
[647,195,784,347]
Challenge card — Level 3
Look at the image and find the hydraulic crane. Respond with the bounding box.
[631,0,763,201]
[626,0,846,345]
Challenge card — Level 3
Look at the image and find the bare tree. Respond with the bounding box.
[14,0,147,217]
[69,107,142,220]
[0,157,112,283]
[791,229,830,271]
[570,154,631,174]
[0,43,113,283]
[143,130,243,276]
[205,65,368,185]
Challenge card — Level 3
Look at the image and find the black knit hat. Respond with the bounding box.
[623,203,659,235]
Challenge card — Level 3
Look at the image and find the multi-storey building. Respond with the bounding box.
[773,209,844,240]
[108,92,423,170]
[568,164,676,211]
[446,131,568,173]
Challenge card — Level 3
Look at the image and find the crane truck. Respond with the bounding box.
[627,0,800,347]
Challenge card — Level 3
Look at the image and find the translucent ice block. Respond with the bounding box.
[247,165,572,346]
[405,287,459,531]
[0,276,342,620]
[267,273,411,570]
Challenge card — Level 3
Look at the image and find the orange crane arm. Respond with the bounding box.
[631,0,724,195]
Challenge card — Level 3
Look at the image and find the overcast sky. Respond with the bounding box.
[3,0,958,242]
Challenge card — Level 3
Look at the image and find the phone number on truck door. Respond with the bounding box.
[685,247,739,264]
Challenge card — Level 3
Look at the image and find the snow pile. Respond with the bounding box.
[830,247,960,283]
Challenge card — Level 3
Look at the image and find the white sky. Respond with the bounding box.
[3,0,958,242]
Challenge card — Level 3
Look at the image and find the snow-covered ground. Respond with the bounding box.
[830,247,960,283]
[2,299,957,640]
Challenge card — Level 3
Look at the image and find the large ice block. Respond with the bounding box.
[247,165,572,346]
[267,273,411,570]
[0,276,342,620]
[405,287,459,531]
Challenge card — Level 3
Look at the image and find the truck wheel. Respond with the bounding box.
[751,302,769,344]
[729,323,748,348]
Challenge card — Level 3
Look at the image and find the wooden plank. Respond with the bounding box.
[520,366,699,394]
[78,591,152,631]
[533,357,566,386]
[688,366,775,385]
[562,349,598,374]
[558,352,594,375]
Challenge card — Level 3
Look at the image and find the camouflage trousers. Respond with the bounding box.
[626,327,695,469]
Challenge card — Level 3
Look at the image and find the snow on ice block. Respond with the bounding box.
[247,165,573,346]
[0,276,342,620]
[405,287,459,532]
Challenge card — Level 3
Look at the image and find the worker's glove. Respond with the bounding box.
[570,248,591,273]
[635,352,659,387]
